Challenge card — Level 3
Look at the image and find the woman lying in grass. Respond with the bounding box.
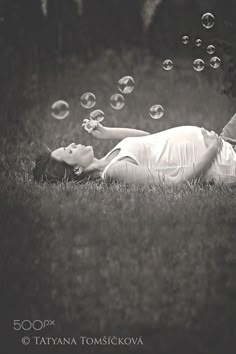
[33,115,236,186]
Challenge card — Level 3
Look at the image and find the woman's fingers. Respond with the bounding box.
[82,118,101,137]
[201,127,209,138]
[218,137,223,151]
[211,131,218,137]
[202,128,222,151]
[82,118,90,130]
[214,135,223,152]
[84,125,93,133]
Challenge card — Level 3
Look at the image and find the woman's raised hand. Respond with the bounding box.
[201,128,223,153]
[82,119,107,139]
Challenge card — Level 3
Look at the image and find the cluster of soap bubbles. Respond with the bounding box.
[80,92,105,131]
[162,13,217,72]
[192,55,221,72]
[109,75,135,110]
[51,73,165,123]
[50,12,221,124]
[191,55,221,72]
[80,76,135,114]
[50,76,136,122]
[180,12,222,72]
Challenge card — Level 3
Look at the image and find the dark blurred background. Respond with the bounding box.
[1,0,236,59]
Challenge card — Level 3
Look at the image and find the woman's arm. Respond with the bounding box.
[101,127,150,140]
[175,143,220,183]
[82,120,150,140]
[106,133,222,185]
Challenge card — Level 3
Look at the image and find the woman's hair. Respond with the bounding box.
[33,151,88,183]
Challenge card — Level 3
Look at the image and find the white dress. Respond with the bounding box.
[102,126,236,185]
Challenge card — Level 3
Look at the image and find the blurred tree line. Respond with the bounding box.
[0,0,236,96]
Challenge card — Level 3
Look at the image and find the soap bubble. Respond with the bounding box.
[89,109,105,122]
[110,93,125,110]
[80,92,96,109]
[201,13,215,29]
[163,59,173,71]
[195,38,202,47]
[210,56,221,69]
[181,35,189,45]
[85,109,105,132]
[51,100,70,120]
[149,105,164,119]
[207,45,215,55]
[118,76,135,94]
[193,59,205,72]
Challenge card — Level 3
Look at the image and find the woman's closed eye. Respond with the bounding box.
[64,147,73,154]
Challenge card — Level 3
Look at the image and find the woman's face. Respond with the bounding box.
[51,143,94,168]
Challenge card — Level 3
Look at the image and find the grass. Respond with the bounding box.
[1,50,236,354]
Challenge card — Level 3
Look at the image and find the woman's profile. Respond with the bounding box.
[33,114,236,186]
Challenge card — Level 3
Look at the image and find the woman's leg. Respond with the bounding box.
[220,113,236,144]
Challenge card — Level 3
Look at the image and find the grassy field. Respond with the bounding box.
[1,50,236,354]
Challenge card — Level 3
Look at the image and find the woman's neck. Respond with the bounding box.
[84,156,114,177]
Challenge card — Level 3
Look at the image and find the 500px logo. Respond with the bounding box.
[13,320,55,331]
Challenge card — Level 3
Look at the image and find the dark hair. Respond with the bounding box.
[33,151,88,183]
